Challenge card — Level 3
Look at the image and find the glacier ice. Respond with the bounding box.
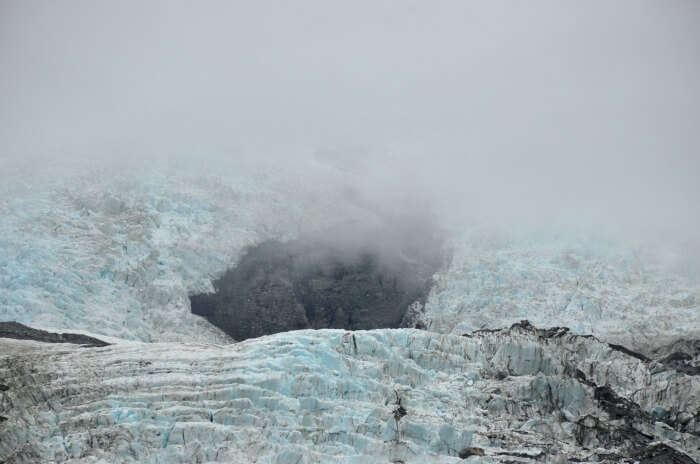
[1,324,699,463]
[1,166,698,350]
[1,164,700,463]
[422,228,700,353]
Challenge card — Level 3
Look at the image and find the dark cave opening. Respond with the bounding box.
[189,222,446,341]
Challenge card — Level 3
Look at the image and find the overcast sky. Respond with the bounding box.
[1,1,699,240]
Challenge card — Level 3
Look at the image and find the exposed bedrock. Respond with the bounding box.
[0,321,109,347]
[190,222,446,340]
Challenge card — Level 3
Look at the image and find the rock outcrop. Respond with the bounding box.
[0,321,109,347]
[190,223,444,340]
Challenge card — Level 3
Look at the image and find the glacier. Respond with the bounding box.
[1,164,697,348]
[2,324,699,463]
[422,228,700,353]
[1,163,699,462]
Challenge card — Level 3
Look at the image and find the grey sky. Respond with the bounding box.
[1,1,699,240]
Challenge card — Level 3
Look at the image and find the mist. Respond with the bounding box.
[2,0,699,247]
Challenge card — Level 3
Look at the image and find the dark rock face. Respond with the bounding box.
[574,385,655,450]
[650,339,700,376]
[190,223,445,341]
[608,342,651,362]
[458,447,485,458]
[633,443,697,464]
[0,321,109,347]
[659,351,700,376]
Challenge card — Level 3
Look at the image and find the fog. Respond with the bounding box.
[2,0,699,246]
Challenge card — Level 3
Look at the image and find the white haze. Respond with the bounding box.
[1,0,699,249]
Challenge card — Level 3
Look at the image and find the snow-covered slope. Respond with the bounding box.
[2,324,698,463]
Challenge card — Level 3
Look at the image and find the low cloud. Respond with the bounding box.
[1,0,698,247]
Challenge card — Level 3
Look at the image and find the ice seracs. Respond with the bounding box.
[422,229,700,354]
[1,165,699,462]
[2,167,698,350]
[1,322,698,463]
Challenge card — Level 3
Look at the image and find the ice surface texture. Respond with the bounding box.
[1,324,699,463]
[1,164,699,463]
[423,229,700,353]
[0,168,306,343]
[1,166,698,349]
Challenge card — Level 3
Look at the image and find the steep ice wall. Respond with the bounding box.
[1,324,698,463]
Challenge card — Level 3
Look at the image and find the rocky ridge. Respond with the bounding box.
[0,322,109,348]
